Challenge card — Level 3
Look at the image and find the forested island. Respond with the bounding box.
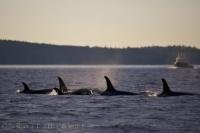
[0,40,199,64]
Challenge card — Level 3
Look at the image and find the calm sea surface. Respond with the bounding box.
[0,65,200,133]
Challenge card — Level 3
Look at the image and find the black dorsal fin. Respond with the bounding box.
[57,77,68,93]
[22,82,30,91]
[161,78,172,94]
[104,76,116,92]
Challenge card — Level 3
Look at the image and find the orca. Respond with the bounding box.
[158,78,196,97]
[56,77,93,95]
[101,76,138,96]
[18,82,53,94]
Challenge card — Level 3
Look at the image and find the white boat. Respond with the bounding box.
[174,52,193,68]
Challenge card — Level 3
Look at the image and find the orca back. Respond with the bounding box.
[159,78,196,97]
[71,89,93,95]
[101,76,137,95]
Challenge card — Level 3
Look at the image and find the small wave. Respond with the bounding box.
[140,91,158,97]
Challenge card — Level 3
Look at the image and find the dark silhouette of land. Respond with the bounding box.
[0,39,200,64]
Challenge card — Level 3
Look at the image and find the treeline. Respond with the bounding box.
[0,40,200,64]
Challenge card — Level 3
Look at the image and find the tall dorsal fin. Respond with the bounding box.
[104,76,116,92]
[22,82,30,91]
[57,77,68,93]
[161,78,172,94]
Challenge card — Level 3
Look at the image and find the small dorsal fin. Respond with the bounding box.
[104,76,116,92]
[22,82,30,91]
[57,77,68,93]
[161,78,172,94]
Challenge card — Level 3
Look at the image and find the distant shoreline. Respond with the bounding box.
[1,40,200,65]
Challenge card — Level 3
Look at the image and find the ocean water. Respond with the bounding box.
[0,65,200,133]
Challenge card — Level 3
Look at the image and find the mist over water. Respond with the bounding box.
[0,65,200,133]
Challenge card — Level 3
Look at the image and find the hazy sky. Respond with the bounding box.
[0,0,200,48]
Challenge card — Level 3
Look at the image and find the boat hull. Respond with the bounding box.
[174,62,193,68]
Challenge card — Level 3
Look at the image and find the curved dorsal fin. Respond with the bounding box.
[161,78,172,94]
[104,76,116,92]
[57,77,68,93]
[22,82,30,91]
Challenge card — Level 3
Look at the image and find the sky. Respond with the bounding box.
[0,0,200,48]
